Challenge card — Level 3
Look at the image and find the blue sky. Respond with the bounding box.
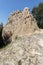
[0,0,43,25]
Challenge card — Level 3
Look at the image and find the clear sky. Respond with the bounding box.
[0,0,43,25]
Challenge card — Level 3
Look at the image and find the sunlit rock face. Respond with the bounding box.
[2,7,38,39]
[1,7,43,65]
[0,33,43,65]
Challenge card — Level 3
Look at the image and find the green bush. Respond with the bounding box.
[0,23,5,48]
[15,35,18,40]
[32,2,43,29]
[0,23,11,48]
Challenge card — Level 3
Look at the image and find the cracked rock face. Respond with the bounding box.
[2,7,38,38]
[0,33,43,65]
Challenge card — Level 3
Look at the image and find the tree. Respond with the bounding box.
[0,23,11,48]
[0,23,5,48]
[32,3,43,28]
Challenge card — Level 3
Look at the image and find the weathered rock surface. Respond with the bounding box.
[1,7,43,65]
[0,33,43,65]
[2,7,38,38]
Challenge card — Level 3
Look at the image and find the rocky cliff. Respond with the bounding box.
[2,7,38,39]
[0,7,43,65]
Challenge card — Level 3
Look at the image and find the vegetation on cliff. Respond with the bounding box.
[32,3,43,28]
[0,23,11,48]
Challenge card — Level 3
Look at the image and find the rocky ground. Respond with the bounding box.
[0,33,43,65]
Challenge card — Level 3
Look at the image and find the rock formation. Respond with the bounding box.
[2,7,38,39]
[0,7,43,65]
[0,33,43,65]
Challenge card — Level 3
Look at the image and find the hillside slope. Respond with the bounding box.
[0,33,43,65]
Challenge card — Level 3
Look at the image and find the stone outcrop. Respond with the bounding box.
[2,7,39,38]
[1,7,43,65]
[0,33,43,65]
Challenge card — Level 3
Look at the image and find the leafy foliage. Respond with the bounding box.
[0,23,5,48]
[32,3,43,28]
[0,23,11,48]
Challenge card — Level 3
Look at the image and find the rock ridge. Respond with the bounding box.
[2,7,39,39]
